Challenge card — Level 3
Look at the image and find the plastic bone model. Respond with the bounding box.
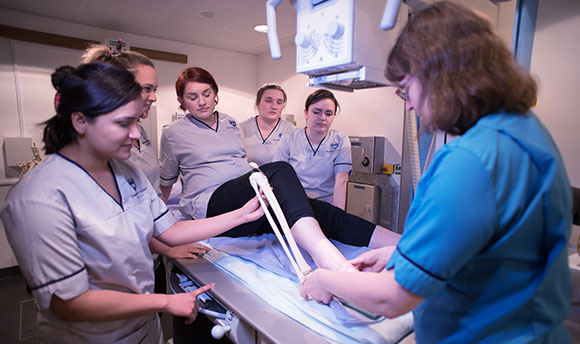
[248,162,312,283]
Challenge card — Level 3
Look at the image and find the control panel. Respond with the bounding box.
[295,0,356,75]
[169,266,239,340]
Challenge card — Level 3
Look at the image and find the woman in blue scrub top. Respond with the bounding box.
[0,63,265,343]
[300,2,573,343]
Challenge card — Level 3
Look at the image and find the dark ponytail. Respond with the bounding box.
[42,63,142,154]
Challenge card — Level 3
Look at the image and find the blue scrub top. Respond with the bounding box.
[387,112,573,343]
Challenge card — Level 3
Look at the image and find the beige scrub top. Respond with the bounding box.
[275,128,352,203]
[239,116,295,166]
[159,112,252,219]
[0,153,176,343]
[127,122,161,196]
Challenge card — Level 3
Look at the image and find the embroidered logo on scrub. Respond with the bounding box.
[127,178,137,191]
[331,143,339,149]
[229,120,237,127]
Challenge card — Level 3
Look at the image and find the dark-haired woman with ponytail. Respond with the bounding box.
[0,62,265,343]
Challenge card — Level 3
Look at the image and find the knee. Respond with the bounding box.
[262,161,296,177]
[262,161,292,171]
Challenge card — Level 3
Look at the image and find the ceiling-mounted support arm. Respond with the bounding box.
[266,0,284,59]
[381,0,403,30]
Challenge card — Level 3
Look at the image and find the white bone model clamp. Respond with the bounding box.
[248,162,312,283]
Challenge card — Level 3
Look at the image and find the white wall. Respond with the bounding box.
[529,0,580,242]
[530,0,580,188]
[0,8,259,176]
[0,8,260,269]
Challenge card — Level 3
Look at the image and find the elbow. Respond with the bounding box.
[383,307,409,319]
[377,296,421,319]
[156,225,179,247]
[50,299,82,322]
[49,293,94,322]
[53,310,79,322]
[374,302,411,319]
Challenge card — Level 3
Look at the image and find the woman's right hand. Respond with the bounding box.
[349,246,396,272]
[239,195,266,223]
[166,283,215,324]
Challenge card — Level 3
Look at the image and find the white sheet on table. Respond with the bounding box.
[205,234,414,344]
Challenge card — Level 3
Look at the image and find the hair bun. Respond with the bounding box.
[51,65,76,91]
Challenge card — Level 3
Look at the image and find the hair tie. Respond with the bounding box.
[54,92,60,110]
[105,39,125,60]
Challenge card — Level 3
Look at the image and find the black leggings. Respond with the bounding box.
[206,162,374,247]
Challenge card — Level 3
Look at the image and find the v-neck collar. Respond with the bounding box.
[56,153,124,210]
[133,123,147,153]
[188,111,219,132]
[304,127,327,156]
[255,116,281,143]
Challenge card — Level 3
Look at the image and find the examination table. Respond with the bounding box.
[166,184,414,343]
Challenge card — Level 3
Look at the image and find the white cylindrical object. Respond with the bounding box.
[266,0,284,59]
[380,0,402,30]
[211,325,231,339]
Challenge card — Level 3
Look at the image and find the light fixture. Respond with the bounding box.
[254,25,268,33]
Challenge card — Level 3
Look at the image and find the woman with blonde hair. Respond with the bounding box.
[81,43,210,294]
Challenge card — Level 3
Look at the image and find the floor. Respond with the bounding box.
[1,271,580,343]
[0,273,173,344]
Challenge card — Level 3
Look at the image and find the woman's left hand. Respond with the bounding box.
[167,242,210,259]
[300,269,333,304]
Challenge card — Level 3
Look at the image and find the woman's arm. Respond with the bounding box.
[301,268,424,318]
[149,237,209,259]
[160,185,173,204]
[51,284,213,324]
[332,171,349,210]
[157,195,264,246]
